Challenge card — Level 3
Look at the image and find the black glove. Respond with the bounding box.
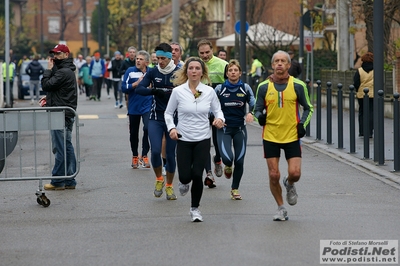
[151,89,166,99]
[297,123,306,138]
[257,114,266,126]
[208,113,215,126]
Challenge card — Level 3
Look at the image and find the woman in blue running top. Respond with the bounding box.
[214,59,255,200]
[165,57,225,222]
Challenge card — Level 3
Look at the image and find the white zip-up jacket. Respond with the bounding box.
[165,81,225,142]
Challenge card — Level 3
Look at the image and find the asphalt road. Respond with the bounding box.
[1,91,399,266]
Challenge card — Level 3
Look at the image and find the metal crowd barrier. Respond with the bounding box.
[0,107,82,207]
[314,80,400,172]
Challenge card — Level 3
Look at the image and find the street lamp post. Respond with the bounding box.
[96,1,101,54]
[82,0,88,57]
[138,0,142,50]
[40,0,44,56]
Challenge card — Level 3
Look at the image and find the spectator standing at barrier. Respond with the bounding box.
[165,57,225,222]
[253,50,313,221]
[122,50,152,169]
[215,59,255,200]
[287,51,302,78]
[136,43,180,200]
[41,44,78,190]
[79,56,93,100]
[89,52,106,101]
[109,51,124,108]
[25,54,44,105]
[197,39,228,188]
[353,52,374,138]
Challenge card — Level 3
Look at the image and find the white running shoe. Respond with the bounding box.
[190,207,203,222]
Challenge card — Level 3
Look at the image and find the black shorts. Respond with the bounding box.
[263,139,302,159]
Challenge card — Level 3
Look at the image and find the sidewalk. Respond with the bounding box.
[303,106,400,189]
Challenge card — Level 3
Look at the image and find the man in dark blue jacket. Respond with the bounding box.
[136,43,180,200]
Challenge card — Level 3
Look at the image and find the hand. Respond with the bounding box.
[151,89,166,99]
[297,123,306,138]
[257,114,266,126]
[47,57,54,69]
[212,118,225,129]
[38,96,47,107]
[169,128,181,140]
[245,113,254,123]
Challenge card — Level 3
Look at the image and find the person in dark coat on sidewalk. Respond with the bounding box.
[26,54,45,104]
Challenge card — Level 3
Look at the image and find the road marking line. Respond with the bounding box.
[79,115,99,119]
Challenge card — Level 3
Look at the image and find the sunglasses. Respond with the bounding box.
[54,51,63,55]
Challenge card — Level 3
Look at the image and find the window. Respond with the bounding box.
[79,17,91,34]
[48,17,60,34]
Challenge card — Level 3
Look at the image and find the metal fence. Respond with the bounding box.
[307,80,400,172]
[0,107,82,207]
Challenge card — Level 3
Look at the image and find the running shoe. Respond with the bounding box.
[230,189,242,200]
[224,166,233,179]
[165,186,177,200]
[213,155,223,177]
[179,182,190,196]
[204,171,216,188]
[154,180,164,197]
[131,156,139,169]
[190,207,203,222]
[273,207,288,221]
[140,156,151,168]
[283,176,297,206]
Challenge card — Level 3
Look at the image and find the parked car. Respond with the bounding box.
[17,60,48,100]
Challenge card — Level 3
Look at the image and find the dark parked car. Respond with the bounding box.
[17,60,48,100]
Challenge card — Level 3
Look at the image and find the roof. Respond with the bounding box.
[216,22,300,47]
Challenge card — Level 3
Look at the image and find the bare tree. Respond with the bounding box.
[351,0,400,61]
[58,0,82,41]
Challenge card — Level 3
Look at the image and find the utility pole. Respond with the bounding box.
[239,0,246,80]
[40,0,44,56]
[82,0,88,57]
[138,0,142,50]
[234,0,240,60]
[172,0,179,42]
[337,0,349,70]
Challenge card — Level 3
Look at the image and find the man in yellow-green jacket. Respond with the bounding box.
[197,39,228,188]
[249,55,263,94]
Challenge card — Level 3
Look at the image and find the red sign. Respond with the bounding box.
[305,37,313,53]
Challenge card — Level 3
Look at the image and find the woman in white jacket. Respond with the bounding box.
[165,57,225,222]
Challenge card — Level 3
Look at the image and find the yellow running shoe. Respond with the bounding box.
[154,180,164,197]
[230,189,242,200]
[165,186,177,200]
